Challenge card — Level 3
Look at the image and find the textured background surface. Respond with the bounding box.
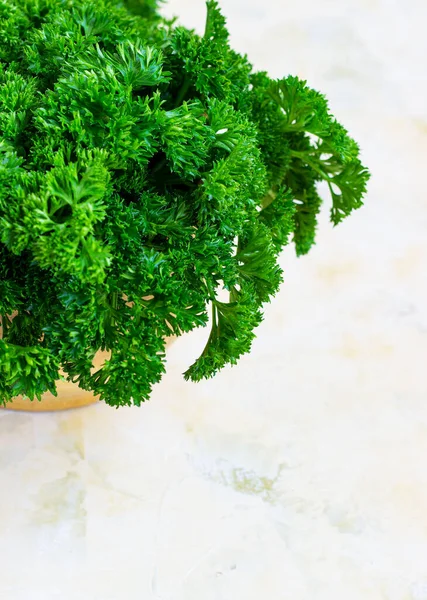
[1,1,427,598]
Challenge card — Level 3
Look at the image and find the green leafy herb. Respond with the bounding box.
[0,0,369,406]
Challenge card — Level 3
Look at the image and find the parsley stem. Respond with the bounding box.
[290,150,329,181]
[290,150,337,200]
[260,189,277,210]
[174,77,191,107]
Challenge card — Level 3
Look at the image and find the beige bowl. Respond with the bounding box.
[3,338,174,412]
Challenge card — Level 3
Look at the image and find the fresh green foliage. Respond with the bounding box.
[0,0,369,407]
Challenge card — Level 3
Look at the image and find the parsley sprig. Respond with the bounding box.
[0,0,369,406]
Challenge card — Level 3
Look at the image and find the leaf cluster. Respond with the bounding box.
[0,0,369,406]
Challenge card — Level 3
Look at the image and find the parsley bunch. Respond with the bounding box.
[0,0,369,407]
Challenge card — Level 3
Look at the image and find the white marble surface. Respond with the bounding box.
[1,1,427,598]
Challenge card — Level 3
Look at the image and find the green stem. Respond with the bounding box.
[290,150,329,181]
[111,291,118,311]
[196,302,218,362]
[290,150,335,199]
[174,77,191,107]
[260,188,277,211]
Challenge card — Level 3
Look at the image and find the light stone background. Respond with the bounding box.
[1,0,427,598]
